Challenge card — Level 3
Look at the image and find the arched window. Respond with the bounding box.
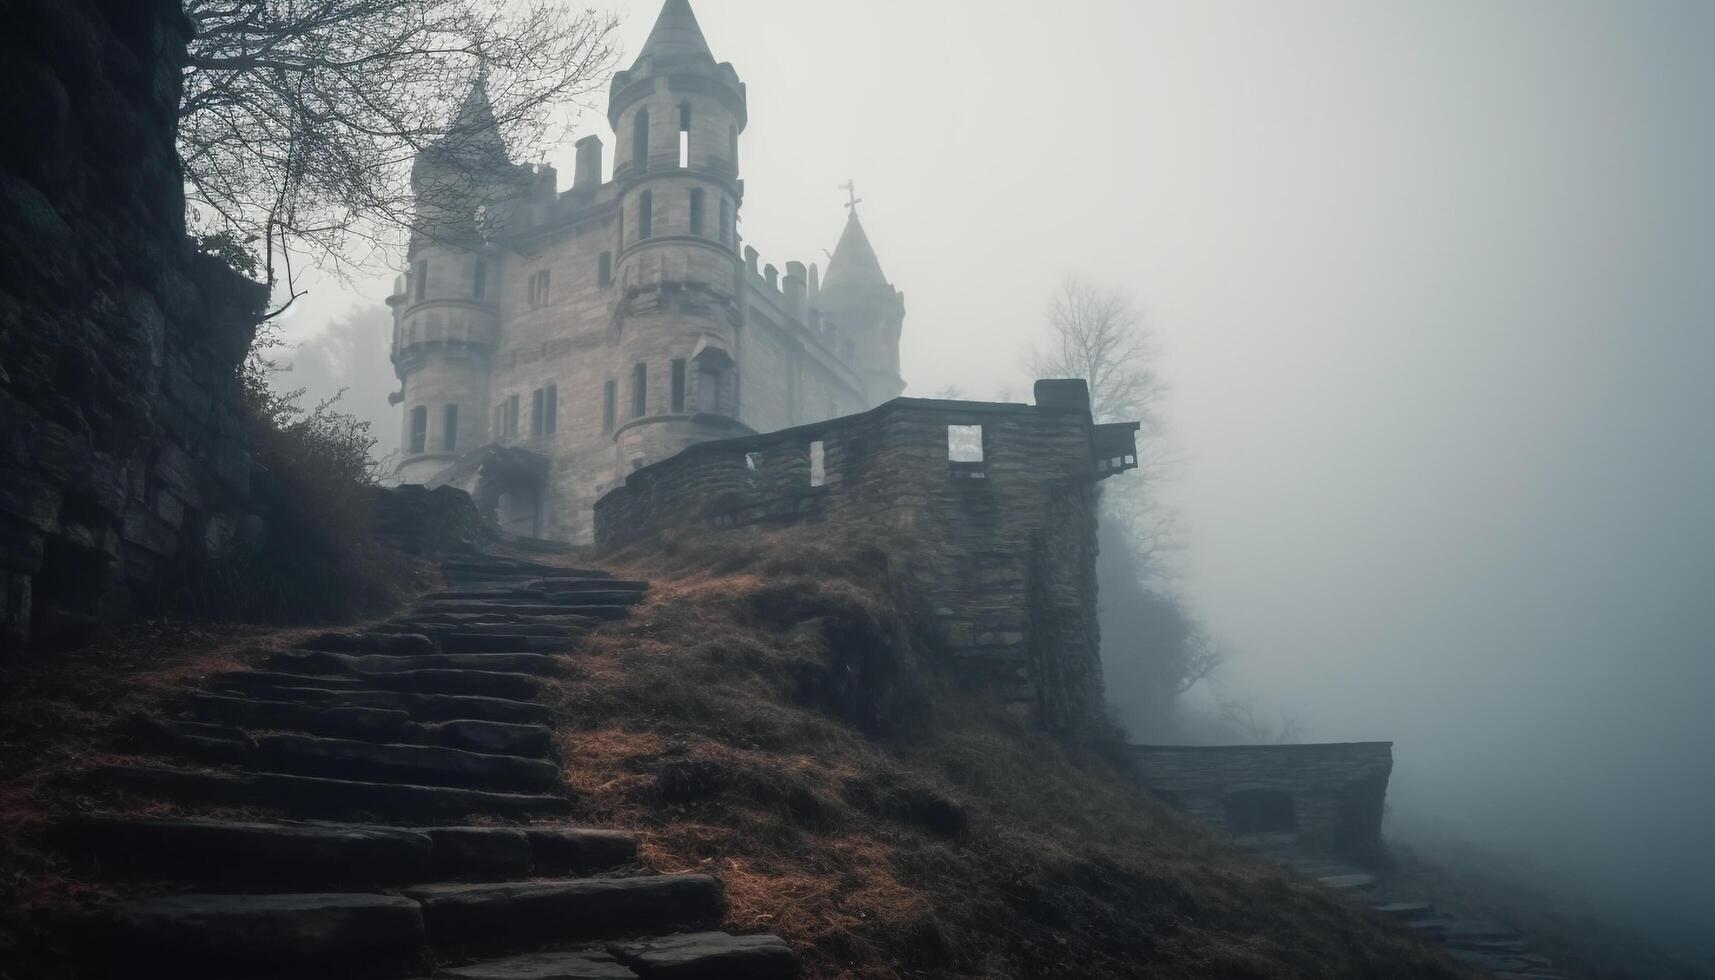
[442,405,459,451]
[409,406,428,454]
[689,189,705,237]
[638,190,653,239]
[632,108,650,171]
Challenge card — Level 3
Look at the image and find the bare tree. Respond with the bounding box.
[1028,275,1164,428]
[179,0,620,305]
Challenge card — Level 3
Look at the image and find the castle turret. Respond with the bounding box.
[393,74,517,483]
[605,0,749,470]
[818,208,906,406]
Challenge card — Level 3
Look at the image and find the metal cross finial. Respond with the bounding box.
[840,180,862,212]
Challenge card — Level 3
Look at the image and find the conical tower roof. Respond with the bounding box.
[822,209,890,294]
[633,0,714,68]
[422,71,512,174]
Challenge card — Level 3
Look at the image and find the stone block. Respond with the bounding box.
[0,475,61,533]
[121,509,178,558]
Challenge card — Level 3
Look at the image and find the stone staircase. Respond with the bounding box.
[48,549,799,979]
[1270,851,1571,979]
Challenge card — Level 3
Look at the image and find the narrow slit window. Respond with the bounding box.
[442,404,459,451]
[603,380,617,434]
[506,395,520,437]
[531,388,545,437]
[689,189,705,237]
[473,259,487,300]
[598,251,613,287]
[632,362,647,418]
[409,406,427,454]
[414,261,428,301]
[670,358,687,413]
[638,190,653,239]
[809,440,826,487]
[679,104,692,168]
[544,384,558,434]
[948,425,985,462]
[632,108,649,171]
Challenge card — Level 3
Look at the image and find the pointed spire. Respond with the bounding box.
[430,69,511,172]
[822,209,890,294]
[634,0,714,68]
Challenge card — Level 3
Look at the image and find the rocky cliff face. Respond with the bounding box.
[0,0,267,644]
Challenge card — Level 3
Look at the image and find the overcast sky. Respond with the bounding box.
[280,0,1715,957]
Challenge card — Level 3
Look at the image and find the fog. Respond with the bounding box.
[276,0,1715,962]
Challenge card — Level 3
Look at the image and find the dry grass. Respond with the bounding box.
[546,526,1478,979]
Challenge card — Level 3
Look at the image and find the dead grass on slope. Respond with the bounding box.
[553,527,1477,980]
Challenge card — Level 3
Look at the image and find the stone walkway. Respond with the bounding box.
[49,549,799,979]
[1269,849,1572,979]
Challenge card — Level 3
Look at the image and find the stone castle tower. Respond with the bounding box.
[389,0,906,542]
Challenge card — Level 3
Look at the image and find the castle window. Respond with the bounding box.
[948,425,985,463]
[506,394,520,437]
[442,405,459,451]
[809,440,826,488]
[544,384,558,434]
[632,362,648,418]
[527,269,550,309]
[598,251,613,287]
[531,388,545,437]
[718,197,734,248]
[473,259,487,300]
[729,125,738,167]
[409,406,427,454]
[670,359,687,413]
[603,380,617,433]
[633,108,649,171]
[689,189,705,237]
[638,191,653,239]
[679,103,692,168]
[414,261,428,301]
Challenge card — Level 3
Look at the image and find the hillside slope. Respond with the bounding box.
[549,528,1472,979]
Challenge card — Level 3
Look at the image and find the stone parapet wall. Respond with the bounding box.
[1129,742,1394,859]
[596,381,1138,728]
[0,0,266,644]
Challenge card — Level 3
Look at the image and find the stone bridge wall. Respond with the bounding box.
[596,381,1138,728]
[0,0,266,643]
[1129,742,1394,860]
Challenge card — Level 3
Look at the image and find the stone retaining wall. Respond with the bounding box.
[1129,742,1394,859]
[595,380,1139,728]
[0,0,267,643]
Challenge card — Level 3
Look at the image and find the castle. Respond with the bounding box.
[388,0,906,542]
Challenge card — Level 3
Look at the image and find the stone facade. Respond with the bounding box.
[391,0,906,544]
[0,0,266,645]
[1129,743,1394,859]
[594,380,1142,728]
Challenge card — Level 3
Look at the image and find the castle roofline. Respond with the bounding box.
[821,209,891,296]
[633,0,714,68]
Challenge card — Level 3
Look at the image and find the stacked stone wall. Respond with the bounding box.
[595,389,1123,727]
[1129,743,1395,859]
[0,0,267,643]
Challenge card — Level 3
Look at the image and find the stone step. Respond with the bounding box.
[416,603,632,620]
[98,891,425,978]
[425,589,645,606]
[532,578,648,594]
[220,666,545,701]
[205,679,552,726]
[610,931,799,978]
[1368,900,1434,920]
[140,718,560,792]
[57,817,638,889]
[302,632,439,655]
[403,875,723,952]
[186,693,552,757]
[267,650,565,678]
[90,765,572,820]
[379,619,589,638]
[1316,873,1377,891]
[442,633,572,655]
[434,949,638,979]
[441,560,609,579]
